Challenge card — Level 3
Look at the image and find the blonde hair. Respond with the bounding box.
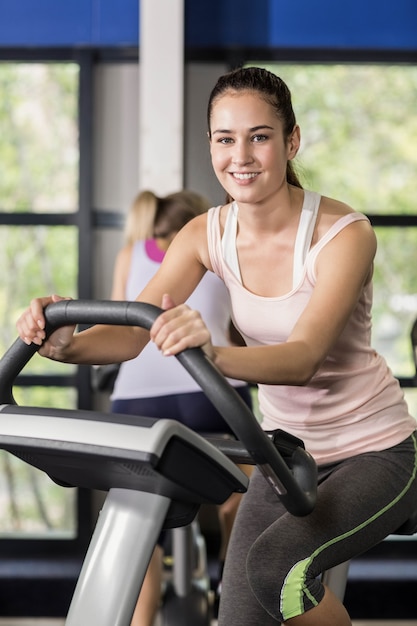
[123,189,210,245]
[123,190,158,244]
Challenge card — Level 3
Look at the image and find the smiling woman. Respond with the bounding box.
[251,63,417,415]
[207,71,302,207]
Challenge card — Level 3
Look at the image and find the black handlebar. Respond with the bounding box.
[0,299,317,516]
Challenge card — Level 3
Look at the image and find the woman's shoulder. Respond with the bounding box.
[181,210,209,233]
[316,194,369,236]
[181,204,231,232]
[319,194,356,220]
[313,194,375,256]
[168,211,212,268]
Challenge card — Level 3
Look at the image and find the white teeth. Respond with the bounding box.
[232,172,258,180]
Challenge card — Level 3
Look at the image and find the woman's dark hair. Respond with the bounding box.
[207,66,302,191]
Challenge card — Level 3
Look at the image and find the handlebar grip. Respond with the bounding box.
[0,299,317,516]
[0,339,39,404]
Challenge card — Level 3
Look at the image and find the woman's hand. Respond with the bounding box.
[16,294,76,360]
[150,294,215,360]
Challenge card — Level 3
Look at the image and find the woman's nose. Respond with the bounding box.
[232,141,254,165]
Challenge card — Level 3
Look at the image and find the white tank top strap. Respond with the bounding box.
[309,211,370,259]
[292,190,321,286]
[221,192,321,287]
[222,201,241,281]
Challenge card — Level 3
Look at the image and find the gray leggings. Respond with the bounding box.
[218,432,417,625]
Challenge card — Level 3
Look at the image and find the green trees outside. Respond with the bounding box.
[277,64,417,217]
[0,63,78,212]
[0,63,79,534]
[260,63,417,382]
[0,63,79,367]
[0,225,78,373]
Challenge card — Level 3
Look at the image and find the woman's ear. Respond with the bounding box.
[287,125,301,160]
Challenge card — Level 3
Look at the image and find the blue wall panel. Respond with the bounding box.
[0,0,415,49]
[267,0,417,49]
[184,0,270,47]
[92,0,139,46]
[0,0,139,46]
[185,0,417,50]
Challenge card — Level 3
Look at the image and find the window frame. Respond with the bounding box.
[0,48,94,561]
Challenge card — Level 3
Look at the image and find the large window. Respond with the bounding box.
[0,63,79,214]
[0,61,81,538]
[251,63,417,415]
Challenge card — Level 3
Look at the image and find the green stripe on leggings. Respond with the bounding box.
[280,433,417,620]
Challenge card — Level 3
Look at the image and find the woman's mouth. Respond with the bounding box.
[231,172,259,181]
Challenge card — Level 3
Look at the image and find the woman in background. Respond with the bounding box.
[110,188,252,626]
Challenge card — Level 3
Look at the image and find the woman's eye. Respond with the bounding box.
[252,134,267,142]
[218,137,233,144]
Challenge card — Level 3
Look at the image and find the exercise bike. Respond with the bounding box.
[0,300,317,625]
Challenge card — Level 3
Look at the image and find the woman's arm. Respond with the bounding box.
[16,294,151,365]
[16,215,210,365]
[151,219,377,385]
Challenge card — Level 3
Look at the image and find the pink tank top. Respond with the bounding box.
[207,191,416,464]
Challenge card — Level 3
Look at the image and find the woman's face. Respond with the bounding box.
[209,90,299,206]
